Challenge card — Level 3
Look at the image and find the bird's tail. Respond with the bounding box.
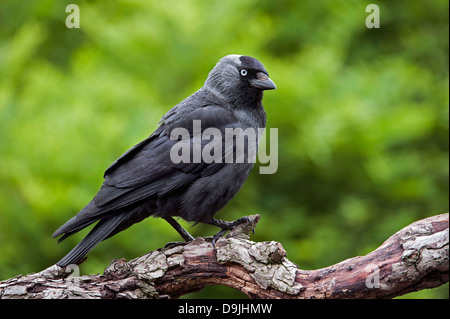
[55,213,126,267]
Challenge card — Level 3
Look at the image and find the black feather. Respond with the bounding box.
[56,213,126,266]
[53,55,274,265]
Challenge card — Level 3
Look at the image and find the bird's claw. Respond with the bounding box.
[211,229,228,247]
[163,240,192,251]
[209,216,254,247]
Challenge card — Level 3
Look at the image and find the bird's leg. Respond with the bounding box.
[205,216,252,245]
[163,217,194,250]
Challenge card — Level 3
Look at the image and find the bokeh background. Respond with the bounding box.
[0,0,448,298]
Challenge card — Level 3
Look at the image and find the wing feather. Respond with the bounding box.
[93,104,239,210]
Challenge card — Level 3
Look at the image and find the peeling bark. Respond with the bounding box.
[1,213,448,299]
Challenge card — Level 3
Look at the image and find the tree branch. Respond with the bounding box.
[1,213,448,299]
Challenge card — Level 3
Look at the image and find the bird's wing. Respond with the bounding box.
[92,104,239,209]
[53,103,240,240]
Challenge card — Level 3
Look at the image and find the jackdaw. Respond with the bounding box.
[53,55,276,267]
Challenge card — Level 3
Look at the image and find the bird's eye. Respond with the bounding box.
[240,69,248,77]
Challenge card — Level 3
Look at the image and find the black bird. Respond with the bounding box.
[53,55,276,267]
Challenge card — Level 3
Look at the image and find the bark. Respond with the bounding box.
[0,213,448,299]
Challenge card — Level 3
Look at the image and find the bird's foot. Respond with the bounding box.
[163,240,192,251]
[163,216,195,248]
[212,229,229,246]
[207,216,258,246]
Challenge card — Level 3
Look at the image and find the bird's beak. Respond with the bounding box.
[250,72,277,90]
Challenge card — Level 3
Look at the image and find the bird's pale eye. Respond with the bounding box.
[240,69,248,77]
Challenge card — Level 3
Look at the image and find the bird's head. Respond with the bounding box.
[204,55,276,107]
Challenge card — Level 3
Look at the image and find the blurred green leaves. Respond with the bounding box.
[0,0,448,298]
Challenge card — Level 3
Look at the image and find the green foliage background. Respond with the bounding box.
[0,0,448,298]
